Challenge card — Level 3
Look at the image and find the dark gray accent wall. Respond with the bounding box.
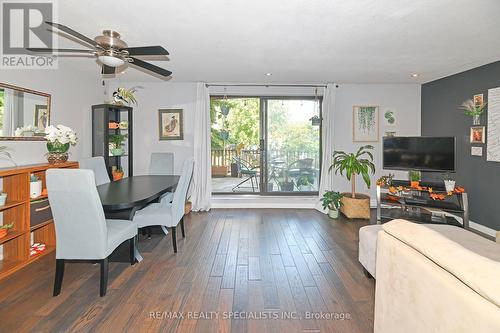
[421,60,500,230]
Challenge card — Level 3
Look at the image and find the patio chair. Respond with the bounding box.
[232,157,259,192]
[287,158,316,189]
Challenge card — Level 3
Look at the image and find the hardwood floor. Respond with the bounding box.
[0,209,375,333]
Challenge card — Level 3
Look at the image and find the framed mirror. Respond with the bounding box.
[0,83,51,141]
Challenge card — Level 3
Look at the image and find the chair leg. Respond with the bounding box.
[147,227,152,239]
[180,217,185,238]
[129,237,136,265]
[100,258,109,297]
[171,226,177,253]
[53,259,65,296]
[141,228,146,236]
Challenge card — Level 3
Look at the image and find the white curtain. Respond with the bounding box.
[316,83,337,212]
[191,82,212,211]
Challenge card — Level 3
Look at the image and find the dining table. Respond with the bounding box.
[96,175,180,262]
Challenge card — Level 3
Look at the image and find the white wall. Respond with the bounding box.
[117,82,421,203]
[112,82,198,175]
[0,67,102,167]
[332,84,421,200]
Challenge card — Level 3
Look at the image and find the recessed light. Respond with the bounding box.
[265,72,272,76]
[410,73,419,78]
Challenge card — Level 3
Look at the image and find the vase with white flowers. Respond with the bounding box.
[44,125,77,164]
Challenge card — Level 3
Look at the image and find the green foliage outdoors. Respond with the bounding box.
[210,98,319,163]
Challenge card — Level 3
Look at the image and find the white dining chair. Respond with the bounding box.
[79,156,110,186]
[133,158,194,253]
[150,153,175,203]
[46,169,138,297]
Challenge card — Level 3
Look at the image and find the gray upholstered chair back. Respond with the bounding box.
[79,156,110,186]
[150,153,174,175]
[172,159,194,222]
[46,169,108,259]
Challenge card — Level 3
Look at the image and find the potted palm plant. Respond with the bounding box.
[321,191,343,219]
[330,145,375,219]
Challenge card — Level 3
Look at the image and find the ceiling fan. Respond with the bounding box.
[27,22,172,77]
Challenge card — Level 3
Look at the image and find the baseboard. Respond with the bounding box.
[211,195,317,209]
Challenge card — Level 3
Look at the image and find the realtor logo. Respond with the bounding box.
[1,0,57,69]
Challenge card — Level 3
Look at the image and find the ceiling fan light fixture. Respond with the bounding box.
[98,55,125,67]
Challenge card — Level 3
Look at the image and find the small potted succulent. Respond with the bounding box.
[112,166,124,181]
[109,134,127,156]
[321,191,343,219]
[30,174,42,198]
[409,170,421,188]
[0,223,13,239]
[443,173,456,193]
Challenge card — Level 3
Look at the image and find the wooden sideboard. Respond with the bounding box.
[0,161,78,280]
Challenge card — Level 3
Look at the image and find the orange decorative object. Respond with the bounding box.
[410,181,420,188]
[112,171,124,181]
[0,228,7,239]
[389,186,398,194]
[454,186,465,193]
[430,193,446,201]
[387,195,400,202]
[108,122,119,129]
[41,188,48,196]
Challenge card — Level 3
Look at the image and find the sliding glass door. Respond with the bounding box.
[210,96,321,194]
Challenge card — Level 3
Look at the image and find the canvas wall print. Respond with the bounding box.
[382,107,396,127]
[159,109,183,140]
[353,106,379,142]
[470,126,485,143]
[487,87,500,161]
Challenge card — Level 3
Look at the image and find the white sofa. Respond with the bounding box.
[374,219,500,333]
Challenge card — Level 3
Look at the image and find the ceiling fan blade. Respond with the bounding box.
[26,48,94,54]
[101,65,116,75]
[123,46,169,56]
[45,21,98,47]
[129,57,172,77]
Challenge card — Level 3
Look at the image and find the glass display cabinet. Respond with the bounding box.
[91,104,133,179]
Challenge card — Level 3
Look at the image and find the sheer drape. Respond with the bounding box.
[316,83,336,212]
[191,82,212,211]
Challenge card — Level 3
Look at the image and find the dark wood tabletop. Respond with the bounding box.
[97,175,179,211]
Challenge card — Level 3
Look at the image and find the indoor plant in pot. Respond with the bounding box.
[409,170,421,188]
[44,125,77,164]
[330,145,375,219]
[443,173,456,193]
[460,99,486,125]
[109,134,127,156]
[321,191,343,219]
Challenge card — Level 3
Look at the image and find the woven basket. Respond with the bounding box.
[340,193,370,219]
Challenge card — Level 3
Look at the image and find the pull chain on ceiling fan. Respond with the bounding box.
[27,21,172,78]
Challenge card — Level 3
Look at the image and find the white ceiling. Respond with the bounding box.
[56,0,500,83]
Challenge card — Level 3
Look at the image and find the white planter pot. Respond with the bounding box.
[0,193,7,206]
[328,209,339,219]
[444,180,456,193]
[30,180,42,198]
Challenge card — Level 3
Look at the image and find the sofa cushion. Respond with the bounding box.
[383,219,500,308]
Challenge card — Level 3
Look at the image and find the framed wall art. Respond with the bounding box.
[158,109,183,140]
[353,105,379,142]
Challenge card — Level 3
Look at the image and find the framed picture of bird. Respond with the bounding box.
[158,109,184,140]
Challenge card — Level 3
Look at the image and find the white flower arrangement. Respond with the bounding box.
[44,125,77,145]
[14,125,37,137]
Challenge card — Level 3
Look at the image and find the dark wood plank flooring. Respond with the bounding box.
[0,209,375,333]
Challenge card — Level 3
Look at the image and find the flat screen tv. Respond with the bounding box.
[383,136,455,172]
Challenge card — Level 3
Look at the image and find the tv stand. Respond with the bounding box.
[376,180,469,229]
